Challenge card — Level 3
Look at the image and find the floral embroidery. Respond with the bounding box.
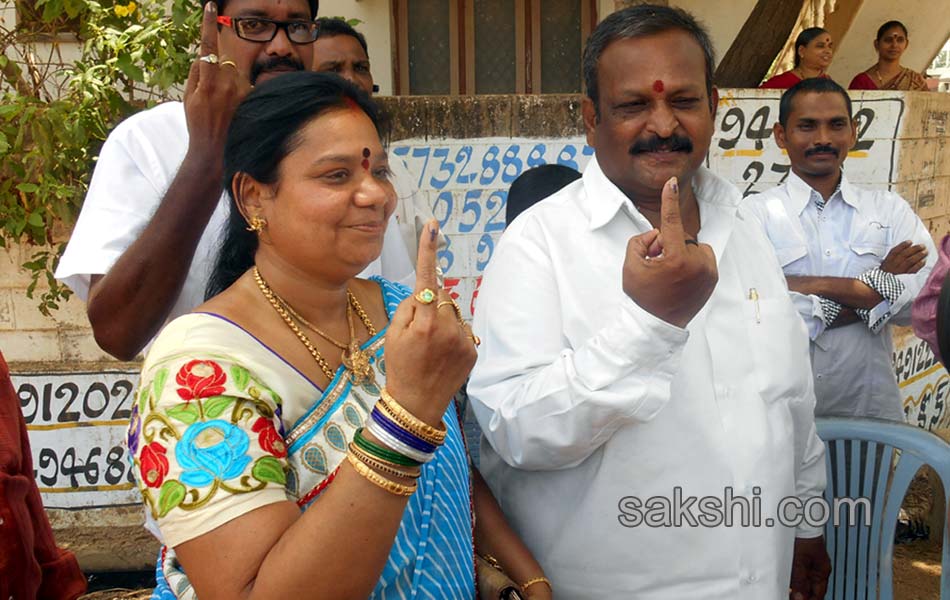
[252,417,287,458]
[176,420,252,487]
[175,360,226,402]
[127,404,141,456]
[140,441,170,488]
[131,354,297,521]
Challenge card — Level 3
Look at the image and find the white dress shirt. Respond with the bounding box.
[56,101,414,324]
[746,172,936,420]
[468,157,826,600]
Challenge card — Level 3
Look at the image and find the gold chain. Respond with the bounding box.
[253,267,378,385]
[254,267,337,382]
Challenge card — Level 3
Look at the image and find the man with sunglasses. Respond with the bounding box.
[56,0,414,361]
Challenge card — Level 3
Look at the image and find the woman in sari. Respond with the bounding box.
[849,21,929,91]
[760,27,834,89]
[128,72,551,600]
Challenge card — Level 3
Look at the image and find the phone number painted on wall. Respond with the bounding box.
[15,371,142,508]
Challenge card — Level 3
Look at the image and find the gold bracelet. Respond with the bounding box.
[349,443,421,479]
[378,389,447,445]
[346,453,417,496]
[520,576,552,595]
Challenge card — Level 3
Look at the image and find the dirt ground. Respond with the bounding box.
[76,539,941,600]
[894,537,943,600]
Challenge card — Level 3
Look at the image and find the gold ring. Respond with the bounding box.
[414,288,436,305]
[199,53,219,64]
[220,60,237,69]
[437,300,464,320]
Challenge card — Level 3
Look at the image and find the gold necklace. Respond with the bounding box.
[279,293,377,386]
[253,267,377,385]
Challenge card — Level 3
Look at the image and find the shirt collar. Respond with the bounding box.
[582,155,742,232]
[786,169,862,214]
[583,156,647,231]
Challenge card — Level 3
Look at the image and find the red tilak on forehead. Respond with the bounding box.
[361,147,370,171]
[653,80,665,93]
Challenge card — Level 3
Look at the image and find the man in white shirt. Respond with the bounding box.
[55,1,413,361]
[747,78,935,421]
[468,6,829,599]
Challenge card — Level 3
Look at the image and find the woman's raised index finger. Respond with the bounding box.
[413,220,440,296]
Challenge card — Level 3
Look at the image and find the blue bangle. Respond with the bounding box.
[372,407,438,453]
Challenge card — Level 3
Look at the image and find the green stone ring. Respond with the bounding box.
[415,288,436,305]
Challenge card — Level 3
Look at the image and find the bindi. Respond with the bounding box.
[653,80,664,93]
[361,147,370,171]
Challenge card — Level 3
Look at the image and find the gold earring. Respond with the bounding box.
[246,215,266,233]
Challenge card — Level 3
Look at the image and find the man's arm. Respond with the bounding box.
[786,275,883,309]
[86,155,228,360]
[84,8,249,360]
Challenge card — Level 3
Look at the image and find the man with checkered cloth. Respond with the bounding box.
[747,78,936,420]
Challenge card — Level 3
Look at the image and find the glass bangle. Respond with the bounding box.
[372,407,438,453]
[367,420,436,464]
[353,428,421,467]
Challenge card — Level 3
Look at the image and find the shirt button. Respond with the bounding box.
[825,250,832,256]
[746,573,759,583]
[817,374,823,380]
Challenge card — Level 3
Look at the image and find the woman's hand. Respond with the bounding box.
[384,220,478,425]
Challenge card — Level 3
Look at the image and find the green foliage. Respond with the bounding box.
[1,0,202,315]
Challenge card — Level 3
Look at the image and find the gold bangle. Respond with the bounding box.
[346,453,417,496]
[349,444,421,479]
[520,576,552,595]
[378,388,447,445]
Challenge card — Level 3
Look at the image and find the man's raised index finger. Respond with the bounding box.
[659,176,686,248]
[199,2,219,59]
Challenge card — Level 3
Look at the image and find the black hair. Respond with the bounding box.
[206,72,384,299]
[876,20,908,42]
[214,0,319,19]
[793,27,829,68]
[505,165,581,226]
[316,17,368,54]
[778,77,853,128]
[583,4,715,116]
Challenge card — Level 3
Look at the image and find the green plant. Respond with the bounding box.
[1,0,202,315]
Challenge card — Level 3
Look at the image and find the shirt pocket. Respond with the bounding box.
[742,296,812,402]
[849,227,888,271]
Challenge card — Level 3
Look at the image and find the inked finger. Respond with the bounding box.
[198,2,220,80]
[414,220,440,294]
[659,176,686,251]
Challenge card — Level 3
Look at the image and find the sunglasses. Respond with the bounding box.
[217,16,319,44]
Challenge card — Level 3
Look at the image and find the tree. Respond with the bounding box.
[713,0,805,88]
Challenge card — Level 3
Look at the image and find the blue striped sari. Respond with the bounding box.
[148,278,475,599]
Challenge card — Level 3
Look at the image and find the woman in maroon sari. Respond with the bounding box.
[849,21,929,91]
[760,27,834,89]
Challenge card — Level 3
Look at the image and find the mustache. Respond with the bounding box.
[250,56,306,84]
[629,135,694,155]
[805,144,839,157]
